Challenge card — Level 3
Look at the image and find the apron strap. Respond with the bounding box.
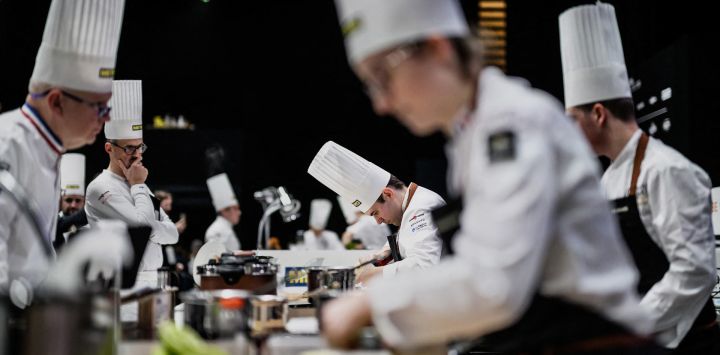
[628,133,649,196]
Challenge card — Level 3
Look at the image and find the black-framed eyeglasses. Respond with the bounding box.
[30,89,111,119]
[108,141,148,155]
[63,197,84,204]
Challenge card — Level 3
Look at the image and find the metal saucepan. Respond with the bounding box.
[180,289,251,339]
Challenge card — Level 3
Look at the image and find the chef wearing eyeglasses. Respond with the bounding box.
[0,0,125,306]
[85,80,178,305]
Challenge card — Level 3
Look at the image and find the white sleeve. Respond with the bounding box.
[326,231,346,250]
[87,183,177,245]
[0,139,20,288]
[640,165,716,340]
[150,206,179,245]
[383,210,442,277]
[367,123,558,347]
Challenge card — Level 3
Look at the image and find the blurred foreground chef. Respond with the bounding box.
[308,141,444,283]
[303,199,345,250]
[85,80,178,296]
[205,173,241,250]
[338,195,391,250]
[0,0,125,305]
[560,3,719,353]
[54,153,89,250]
[321,0,662,353]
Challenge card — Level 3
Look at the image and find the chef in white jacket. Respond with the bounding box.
[560,3,719,353]
[55,153,89,250]
[338,195,391,250]
[0,0,125,306]
[308,141,445,282]
[303,199,345,250]
[320,0,661,353]
[204,173,241,251]
[85,80,178,294]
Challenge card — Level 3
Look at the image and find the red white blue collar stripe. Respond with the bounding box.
[21,103,64,155]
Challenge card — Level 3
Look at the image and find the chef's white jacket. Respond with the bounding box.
[365,67,653,347]
[303,230,345,250]
[85,169,178,272]
[602,129,716,348]
[346,215,391,250]
[0,105,61,291]
[382,185,445,278]
[205,216,240,251]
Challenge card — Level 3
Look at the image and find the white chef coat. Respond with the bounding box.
[0,104,61,291]
[602,129,716,348]
[205,216,240,251]
[303,230,345,250]
[85,169,178,272]
[382,185,444,278]
[346,215,391,250]
[365,67,653,347]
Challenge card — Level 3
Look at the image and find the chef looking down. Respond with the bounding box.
[560,3,720,353]
[85,80,178,292]
[0,0,125,305]
[319,0,662,353]
[54,153,89,251]
[303,199,345,251]
[205,173,242,251]
[308,141,445,283]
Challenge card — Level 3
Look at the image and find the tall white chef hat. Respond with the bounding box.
[207,173,238,212]
[30,0,125,93]
[309,199,332,230]
[335,0,469,65]
[559,2,631,109]
[104,80,142,140]
[60,153,86,196]
[308,141,390,214]
[337,195,359,225]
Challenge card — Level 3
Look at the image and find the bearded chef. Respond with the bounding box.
[54,153,89,250]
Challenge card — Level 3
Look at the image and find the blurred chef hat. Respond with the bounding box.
[60,153,86,196]
[309,199,332,230]
[207,173,238,212]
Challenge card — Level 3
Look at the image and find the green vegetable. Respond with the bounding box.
[155,321,228,355]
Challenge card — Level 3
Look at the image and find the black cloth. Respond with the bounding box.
[53,209,88,251]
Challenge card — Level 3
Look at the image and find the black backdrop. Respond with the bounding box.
[1,0,717,252]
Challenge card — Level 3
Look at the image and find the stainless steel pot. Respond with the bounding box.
[180,289,251,339]
[308,266,355,293]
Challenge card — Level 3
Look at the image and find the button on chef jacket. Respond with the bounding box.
[602,129,716,348]
[364,67,653,347]
[85,169,178,271]
[0,104,61,290]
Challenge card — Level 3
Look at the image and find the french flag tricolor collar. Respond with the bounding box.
[21,103,64,156]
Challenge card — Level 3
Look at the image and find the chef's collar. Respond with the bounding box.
[21,103,64,155]
[609,129,642,168]
[401,182,418,213]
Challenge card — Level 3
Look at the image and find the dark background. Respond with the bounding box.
[2,0,718,252]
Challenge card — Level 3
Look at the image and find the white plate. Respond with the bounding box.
[192,240,229,286]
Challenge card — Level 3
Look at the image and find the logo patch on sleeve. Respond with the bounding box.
[488,131,516,163]
[98,191,112,204]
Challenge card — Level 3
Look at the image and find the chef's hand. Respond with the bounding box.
[233,250,256,257]
[175,214,187,234]
[118,158,148,185]
[356,265,383,284]
[322,291,373,349]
